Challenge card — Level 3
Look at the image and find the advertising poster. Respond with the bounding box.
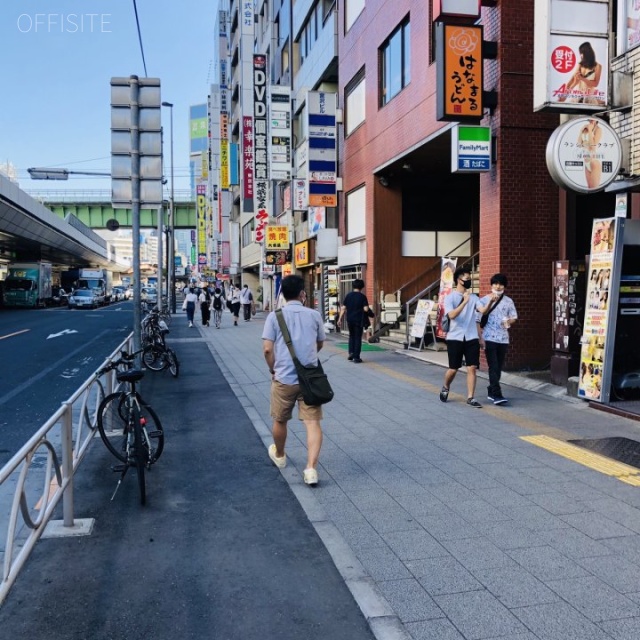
[436,257,457,339]
[411,300,435,339]
[549,35,608,106]
[624,0,640,52]
[578,217,617,401]
[309,207,326,236]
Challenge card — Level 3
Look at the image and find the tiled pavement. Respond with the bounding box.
[198,309,640,640]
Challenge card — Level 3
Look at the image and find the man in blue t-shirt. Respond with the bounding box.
[337,279,371,363]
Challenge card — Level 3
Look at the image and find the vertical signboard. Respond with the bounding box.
[533,0,609,112]
[269,86,292,181]
[220,113,230,190]
[242,116,254,208]
[197,184,208,268]
[578,217,621,402]
[307,91,337,207]
[436,23,483,121]
[253,54,269,242]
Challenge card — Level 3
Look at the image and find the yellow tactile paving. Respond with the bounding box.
[521,435,640,485]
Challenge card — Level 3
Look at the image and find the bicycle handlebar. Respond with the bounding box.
[96,348,146,376]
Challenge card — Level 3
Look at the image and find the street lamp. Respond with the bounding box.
[28,167,110,180]
[161,101,176,313]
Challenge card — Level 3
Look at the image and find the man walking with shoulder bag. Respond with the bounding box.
[478,273,518,405]
[262,275,326,485]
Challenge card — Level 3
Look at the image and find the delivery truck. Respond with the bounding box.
[77,268,113,304]
[2,262,53,308]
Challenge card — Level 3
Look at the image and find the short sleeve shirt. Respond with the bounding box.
[478,294,517,344]
[262,302,326,385]
[342,291,369,324]
[443,291,481,341]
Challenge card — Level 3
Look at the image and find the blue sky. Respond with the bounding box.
[0,0,217,194]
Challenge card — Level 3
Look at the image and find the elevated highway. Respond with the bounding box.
[0,174,120,269]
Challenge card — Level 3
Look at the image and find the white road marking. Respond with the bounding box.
[47,329,79,340]
[0,329,30,341]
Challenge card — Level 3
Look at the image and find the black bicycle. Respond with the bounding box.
[96,350,165,505]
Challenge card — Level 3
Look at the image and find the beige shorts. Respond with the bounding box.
[270,380,323,422]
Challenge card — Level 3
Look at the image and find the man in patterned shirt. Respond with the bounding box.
[478,274,518,405]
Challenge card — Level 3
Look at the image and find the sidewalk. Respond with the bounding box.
[4,308,640,640]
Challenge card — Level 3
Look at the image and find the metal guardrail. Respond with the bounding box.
[0,334,133,605]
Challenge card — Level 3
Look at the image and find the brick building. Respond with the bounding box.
[337,0,636,373]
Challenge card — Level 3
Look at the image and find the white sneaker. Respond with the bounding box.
[268,444,287,468]
[303,468,318,485]
[189,322,193,327]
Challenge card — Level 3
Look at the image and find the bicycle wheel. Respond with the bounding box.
[97,392,165,464]
[143,345,167,371]
[166,348,180,378]
[132,405,146,505]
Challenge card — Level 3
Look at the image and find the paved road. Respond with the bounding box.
[4,309,640,640]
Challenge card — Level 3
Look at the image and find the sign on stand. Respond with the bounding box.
[409,300,435,351]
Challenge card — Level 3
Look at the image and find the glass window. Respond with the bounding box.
[345,71,366,135]
[346,0,365,32]
[380,18,410,106]
[346,185,366,240]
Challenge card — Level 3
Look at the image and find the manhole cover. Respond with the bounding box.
[569,437,640,469]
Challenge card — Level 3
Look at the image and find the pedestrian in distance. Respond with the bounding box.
[478,273,518,405]
[439,266,486,408]
[229,282,241,326]
[262,274,326,486]
[198,287,211,326]
[183,286,198,328]
[337,279,371,363]
[211,286,225,329]
[240,283,253,321]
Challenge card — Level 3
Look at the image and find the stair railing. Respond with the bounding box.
[403,250,480,348]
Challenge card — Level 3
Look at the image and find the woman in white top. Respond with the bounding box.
[184,287,199,327]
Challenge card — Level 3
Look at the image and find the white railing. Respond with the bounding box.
[0,334,133,605]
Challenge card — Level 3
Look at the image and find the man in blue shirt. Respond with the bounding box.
[440,266,488,408]
[262,275,326,485]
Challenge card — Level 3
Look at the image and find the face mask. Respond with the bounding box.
[462,279,472,289]
[492,288,504,296]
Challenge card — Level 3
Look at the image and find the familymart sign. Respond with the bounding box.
[451,125,491,173]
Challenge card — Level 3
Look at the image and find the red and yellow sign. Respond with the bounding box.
[265,225,290,250]
[282,263,293,277]
[437,23,483,121]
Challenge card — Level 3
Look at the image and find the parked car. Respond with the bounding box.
[141,287,158,305]
[111,286,125,302]
[68,289,100,309]
[122,286,133,300]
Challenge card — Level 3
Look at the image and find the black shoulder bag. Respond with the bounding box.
[275,310,334,406]
[479,294,503,328]
[441,295,464,333]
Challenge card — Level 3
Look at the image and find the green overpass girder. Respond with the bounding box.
[47,202,196,229]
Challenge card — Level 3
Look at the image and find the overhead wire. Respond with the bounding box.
[132,0,148,77]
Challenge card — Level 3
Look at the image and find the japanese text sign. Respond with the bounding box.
[436,23,484,121]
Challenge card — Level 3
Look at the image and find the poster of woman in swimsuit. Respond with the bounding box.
[550,35,608,107]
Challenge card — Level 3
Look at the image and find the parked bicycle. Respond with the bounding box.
[96,350,165,505]
[141,308,180,377]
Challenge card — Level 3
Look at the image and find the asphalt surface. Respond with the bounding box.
[6,309,640,640]
[0,318,375,640]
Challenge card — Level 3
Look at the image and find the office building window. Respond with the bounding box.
[347,185,366,240]
[346,0,365,32]
[345,69,366,135]
[380,18,410,106]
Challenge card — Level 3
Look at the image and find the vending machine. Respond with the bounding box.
[578,218,640,403]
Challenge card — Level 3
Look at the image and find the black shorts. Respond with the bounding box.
[446,339,480,370]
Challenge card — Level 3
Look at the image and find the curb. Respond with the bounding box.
[203,333,410,640]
